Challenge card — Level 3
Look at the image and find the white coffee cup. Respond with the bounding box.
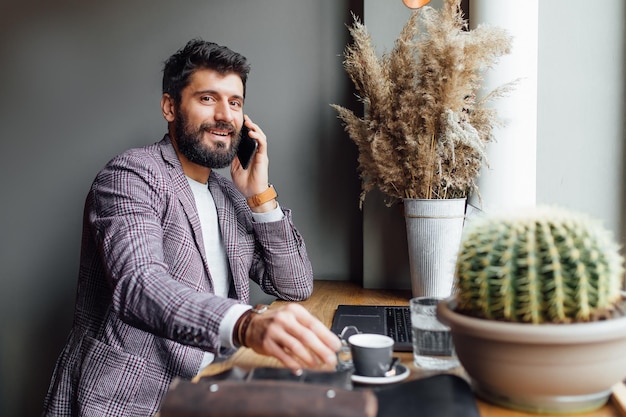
[348,333,394,377]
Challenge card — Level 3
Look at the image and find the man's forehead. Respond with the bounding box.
[186,68,244,96]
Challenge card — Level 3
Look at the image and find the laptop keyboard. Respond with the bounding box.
[385,306,412,344]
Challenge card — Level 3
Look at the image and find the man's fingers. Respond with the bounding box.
[306,317,343,352]
[285,321,338,367]
[263,339,306,372]
[285,304,342,355]
[245,303,342,370]
[272,304,340,367]
[259,310,323,368]
[253,327,320,371]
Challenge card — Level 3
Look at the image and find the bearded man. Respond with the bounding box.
[42,39,340,417]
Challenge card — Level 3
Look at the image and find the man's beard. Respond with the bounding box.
[174,111,241,169]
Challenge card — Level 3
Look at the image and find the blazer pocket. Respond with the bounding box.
[76,335,147,414]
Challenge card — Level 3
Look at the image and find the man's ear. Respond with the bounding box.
[161,94,176,122]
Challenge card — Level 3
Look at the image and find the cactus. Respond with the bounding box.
[455,206,625,324]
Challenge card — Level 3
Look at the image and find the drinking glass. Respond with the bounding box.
[410,296,460,370]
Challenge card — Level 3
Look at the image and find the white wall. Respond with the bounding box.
[537,1,625,243]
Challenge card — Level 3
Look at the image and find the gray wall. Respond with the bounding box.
[0,1,362,416]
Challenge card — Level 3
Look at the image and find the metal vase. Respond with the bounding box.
[403,198,466,298]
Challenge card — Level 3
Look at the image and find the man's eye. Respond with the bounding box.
[201,96,215,103]
[230,100,242,107]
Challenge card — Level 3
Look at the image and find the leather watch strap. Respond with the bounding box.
[234,304,269,348]
[246,185,277,208]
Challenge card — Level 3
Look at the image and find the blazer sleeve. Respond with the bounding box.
[87,151,239,353]
[249,208,314,301]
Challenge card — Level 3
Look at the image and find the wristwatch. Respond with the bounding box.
[234,304,270,348]
[246,185,277,207]
[251,304,269,314]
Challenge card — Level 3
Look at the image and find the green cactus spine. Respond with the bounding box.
[455,206,624,323]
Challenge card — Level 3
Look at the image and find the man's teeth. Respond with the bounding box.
[210,130,229,136]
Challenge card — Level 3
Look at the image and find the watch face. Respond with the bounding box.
[253,305,269,314]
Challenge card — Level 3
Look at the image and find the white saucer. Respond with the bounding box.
[351,364,410,385]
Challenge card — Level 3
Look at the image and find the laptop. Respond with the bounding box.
[330,305,412,352]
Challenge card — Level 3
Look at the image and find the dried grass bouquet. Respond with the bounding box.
[332,0,516,206]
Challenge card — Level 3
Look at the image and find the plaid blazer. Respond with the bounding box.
[42,135,313,417]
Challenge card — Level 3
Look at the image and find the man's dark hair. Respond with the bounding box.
[162,39,250,104]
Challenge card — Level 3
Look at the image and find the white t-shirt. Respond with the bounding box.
[186,177,282,372]
[187,177,231,298]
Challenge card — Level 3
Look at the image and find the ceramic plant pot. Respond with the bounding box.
[437,297,626,414]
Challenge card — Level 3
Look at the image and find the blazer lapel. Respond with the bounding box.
[207,174,245,300]
[159,136,212,291]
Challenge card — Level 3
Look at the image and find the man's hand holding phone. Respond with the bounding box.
[232,116,275,212]
[237,123,258,170]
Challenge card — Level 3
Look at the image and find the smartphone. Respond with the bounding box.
[237,124,258,170]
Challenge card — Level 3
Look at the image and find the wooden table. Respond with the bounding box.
[197,280,624,417]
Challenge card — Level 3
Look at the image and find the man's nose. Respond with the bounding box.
[214,100,234,122]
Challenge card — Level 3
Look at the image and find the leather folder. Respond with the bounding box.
[159,367,479,417]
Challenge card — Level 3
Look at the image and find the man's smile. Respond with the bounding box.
[203,125,236,145]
